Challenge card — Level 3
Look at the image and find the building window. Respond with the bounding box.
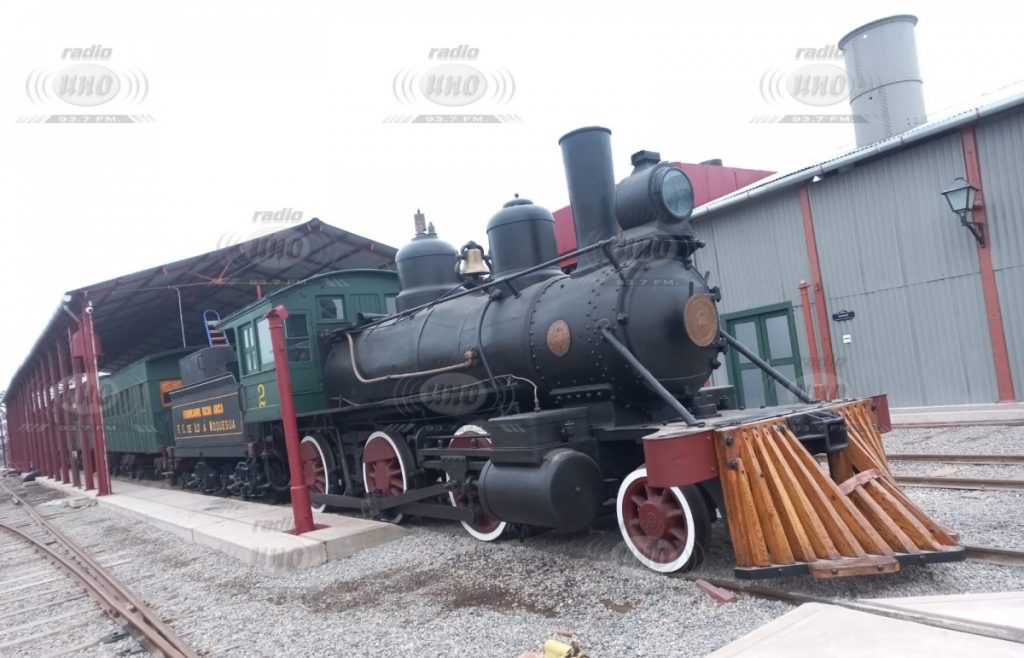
[384,294,397,315]
[286,313,311,362]
[318,296,346,321]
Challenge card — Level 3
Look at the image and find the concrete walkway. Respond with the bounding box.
[34,477,406,570]
[709,592,1024,657]
[891,402,1024,427]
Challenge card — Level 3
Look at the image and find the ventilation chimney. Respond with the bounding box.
[839,15,927,147]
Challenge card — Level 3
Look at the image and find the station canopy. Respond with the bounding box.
[8,218,396,392]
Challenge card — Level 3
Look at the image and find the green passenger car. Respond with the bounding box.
[100,347,198,474]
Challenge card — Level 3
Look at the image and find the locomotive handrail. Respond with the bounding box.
[345,332,475,384]
[348,237,619,333]
[598,323,702,427]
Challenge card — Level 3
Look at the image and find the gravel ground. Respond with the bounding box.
[2,424,1022,658]
[883,425,1024,455]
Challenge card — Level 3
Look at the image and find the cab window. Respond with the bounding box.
[240,324,258,375]
[286,313,311,362]
[317,296,346,321]
[384,294,397,315]
[257,318,274,369]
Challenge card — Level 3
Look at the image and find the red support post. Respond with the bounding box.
[35,366,53,477]
[961,126,1016,402]
[798,183,839,399]
[70,326,95,491]
[265,305,317,535]
[56,339,79,487]
[43,361,60,480]
[80,302,111,496]
[797,281,825,401]
[47,350,70,484]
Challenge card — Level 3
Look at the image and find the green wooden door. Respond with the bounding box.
[725,304,803,409]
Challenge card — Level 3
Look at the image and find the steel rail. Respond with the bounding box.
[894,476,1024,491]
[964,545,1024,567]
[674,574,1024,645]
[0,481,198,658]
[886,454,1024,465]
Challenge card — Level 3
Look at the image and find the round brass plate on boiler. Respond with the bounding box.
[684,295,719,347]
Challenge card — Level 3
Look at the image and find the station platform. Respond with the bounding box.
[32,477,407,570]
[891,402,1024,427]
[708,591,1024,657]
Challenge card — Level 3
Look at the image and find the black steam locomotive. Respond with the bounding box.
[174,126,738,572]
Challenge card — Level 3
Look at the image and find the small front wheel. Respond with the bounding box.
[616,466,710,573]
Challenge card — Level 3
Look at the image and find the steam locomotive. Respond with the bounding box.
[162,126,963,577]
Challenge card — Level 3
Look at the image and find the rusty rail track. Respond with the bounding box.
[887,454,1024,466]
[964,545,1024,568]
[0,479,198,658]
[894,476,1024,491]
[676,574,1024,645]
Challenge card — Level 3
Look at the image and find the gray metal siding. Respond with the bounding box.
[692,191,815,392]
[808,133,997,405]
[977,110,1024,395]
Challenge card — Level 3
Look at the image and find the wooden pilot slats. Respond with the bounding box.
[713,399,961,578]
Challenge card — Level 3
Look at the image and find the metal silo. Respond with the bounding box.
[839,15,927,147]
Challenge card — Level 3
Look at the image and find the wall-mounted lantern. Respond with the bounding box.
[940,177,984,246]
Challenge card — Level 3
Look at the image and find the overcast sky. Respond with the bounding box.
[1,1,1021,393]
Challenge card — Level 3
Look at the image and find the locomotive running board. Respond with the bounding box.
[644,398,964,579]
[714,399,964,579]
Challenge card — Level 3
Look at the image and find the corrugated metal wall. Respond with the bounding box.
[976,110,1024,397]
[808,133,996,406]
[692,190,813,390]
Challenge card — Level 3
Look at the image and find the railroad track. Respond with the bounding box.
[677,574,1024,645]
[0,478,198,658]
[814,452,1024,491]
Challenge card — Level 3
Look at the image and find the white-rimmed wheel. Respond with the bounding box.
[616,466,710,573]
[300,435,335,513]
[447,424,507,542]
[361,430,412,524]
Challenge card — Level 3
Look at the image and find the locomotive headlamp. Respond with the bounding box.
[615,151,695,230]
[940,177,984,246]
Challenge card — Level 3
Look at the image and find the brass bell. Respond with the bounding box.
[460,244,490,277]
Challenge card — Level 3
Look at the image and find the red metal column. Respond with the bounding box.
[34,366,53,477]
[961,126,1016,402]
[56,340,79,487]
[81,302,111,495]
[70,327,95,491]
[797,281,825,400]
[47,350,70,483]
[798,183,839,399]
[43,359,60,480]
[265,305,316,534]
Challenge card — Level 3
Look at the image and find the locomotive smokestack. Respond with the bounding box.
[559,126,619,269]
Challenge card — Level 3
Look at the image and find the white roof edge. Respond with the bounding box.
[690,91,1024,220]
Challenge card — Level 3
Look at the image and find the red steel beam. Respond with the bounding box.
[56,339,80,488]
[797,281,825,400]
[47,350,69,484]
[798,183,839,399]
[81,301,111,495]
[70,326,95,491]
[961,126,1016,402]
